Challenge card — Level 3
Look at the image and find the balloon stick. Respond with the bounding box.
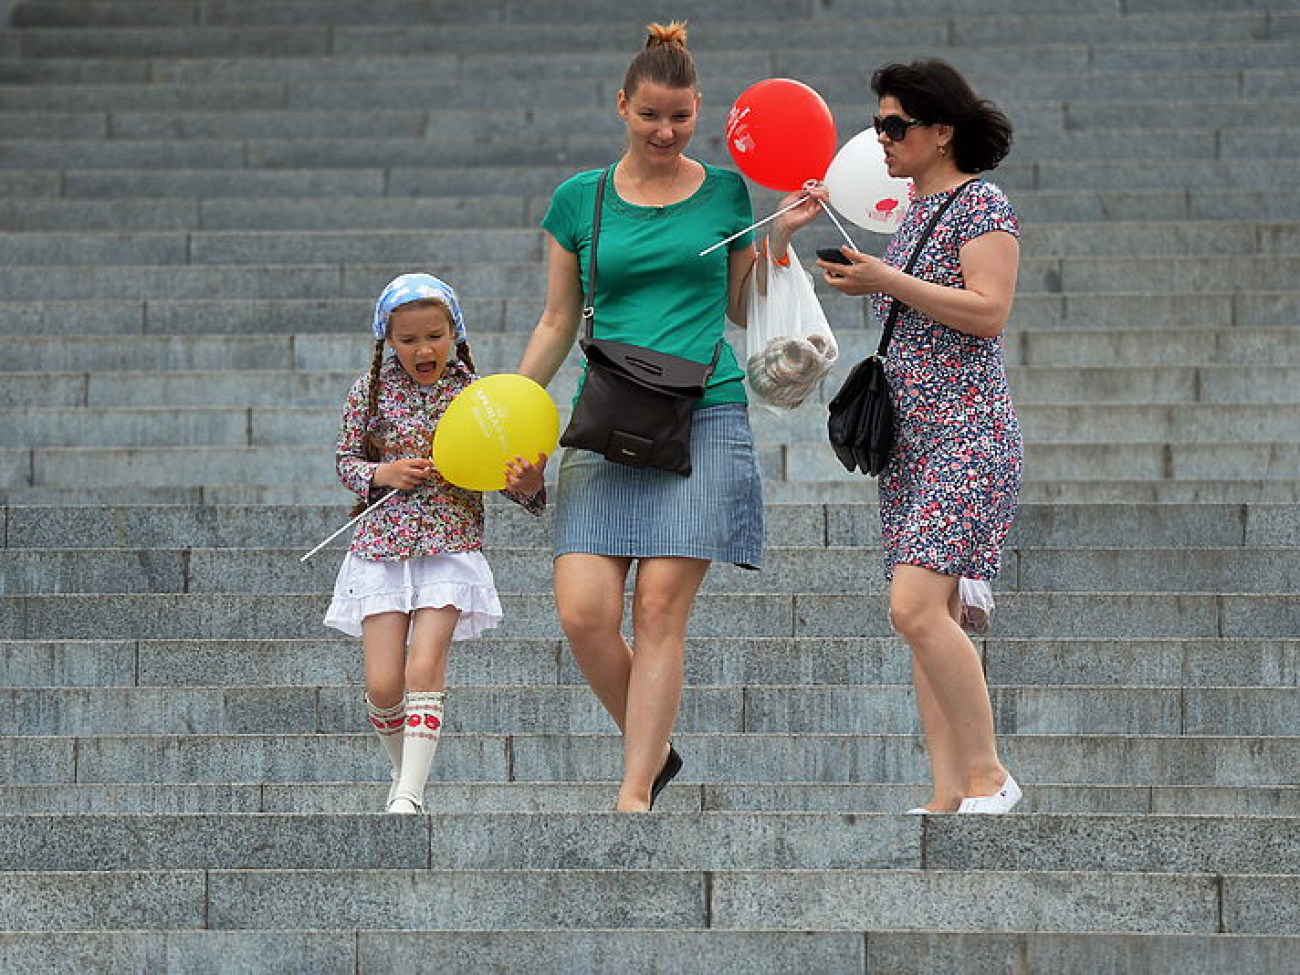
[300,488,399,563]
[699,193,811,257]
[819,200,859,252]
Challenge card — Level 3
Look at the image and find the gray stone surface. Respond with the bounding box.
[711,870,1221,933]
[206,868,705,931]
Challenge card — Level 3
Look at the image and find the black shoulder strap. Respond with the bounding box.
[580,166,612,343]
[875,178,977,357]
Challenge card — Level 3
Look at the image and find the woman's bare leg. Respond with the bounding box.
[617,557,710,811]
[891,564,1007,801]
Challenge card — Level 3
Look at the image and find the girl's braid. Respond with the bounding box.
[348,338,387,517]
[456,339,475,375]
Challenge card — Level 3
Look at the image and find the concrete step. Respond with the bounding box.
[5,321,1300,375]
[1,126,1295,172]
[2,778,1298,816]
[7,500,1289,549]
[1,811,1297,875]
[3,636,1297,690]
[4,401,1297,449]
[4,189,1300,234]
[5,590,1298,640]
[0,864,1290,935]
[9,3,1295,40]
[4,443,1300,496]
[6,477,1300,507]
[0,221,1294,269]
[3,97,1295,148]
[0,928,1295,975]
[3,682,1296,736]
[4,356,1298,412]
[1,291,1296,338]
[5,159,1296,206]
[2,730,1296,786]
[2,544,1298,596]
[4,254,1300,300]
[2,125,1300,175]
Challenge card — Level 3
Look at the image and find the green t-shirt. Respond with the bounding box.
[542,162,755,408]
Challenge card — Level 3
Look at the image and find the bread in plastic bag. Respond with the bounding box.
[744,242,838,410]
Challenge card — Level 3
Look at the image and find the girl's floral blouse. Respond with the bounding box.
[336,355,545,561]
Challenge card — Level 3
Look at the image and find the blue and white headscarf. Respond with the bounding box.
[372,273,466,343]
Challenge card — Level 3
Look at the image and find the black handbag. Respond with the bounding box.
[827,179,976,477]
[559,166,720,476]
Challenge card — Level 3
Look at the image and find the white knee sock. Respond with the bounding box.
[390,691,444,811]
[366,694,405,803]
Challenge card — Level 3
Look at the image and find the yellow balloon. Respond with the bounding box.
[432,374,559,491]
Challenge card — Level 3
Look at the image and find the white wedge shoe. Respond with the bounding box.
[956,774,1022,815]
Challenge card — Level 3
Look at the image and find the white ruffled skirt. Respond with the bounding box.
[323,550,503,641]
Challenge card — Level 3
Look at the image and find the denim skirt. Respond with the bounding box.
[553,403,764,569]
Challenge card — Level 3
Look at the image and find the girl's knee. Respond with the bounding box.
[365,679,405,711]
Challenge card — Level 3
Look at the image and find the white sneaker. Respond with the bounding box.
[956,774,1022,814]
[386,795,423,814]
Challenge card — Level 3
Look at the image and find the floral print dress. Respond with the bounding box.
[323,355,544,640]
[335,356,543,560]
[872,179,1023,582]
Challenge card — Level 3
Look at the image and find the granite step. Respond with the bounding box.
[0,291,1295,337]
[3,401,1296,449]
[2,545,1297,596]
[2,779,1298,816]
[3,636,1297,689]
[3,682,1296,736]
[1,866,1289,935]
[4,189,1300,234]
[7,500,1289,549]
[2,220,1293,268]
[2,731,1296,786]
[2,928,1294,975]
[7,442,1300,494]
[5,590,1297,641]
[1,811,1297,875]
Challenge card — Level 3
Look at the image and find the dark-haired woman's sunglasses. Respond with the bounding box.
[872,114,928,141]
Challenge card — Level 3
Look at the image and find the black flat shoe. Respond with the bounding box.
[649,744,683,810]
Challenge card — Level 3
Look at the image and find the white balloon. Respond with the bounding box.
[823,129,913,233]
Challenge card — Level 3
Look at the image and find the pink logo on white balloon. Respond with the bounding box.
[874,198,902,221]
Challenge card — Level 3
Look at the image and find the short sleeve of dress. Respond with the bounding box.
[952,180,1020,250]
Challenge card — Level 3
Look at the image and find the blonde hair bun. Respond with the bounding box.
[645,20,688,48]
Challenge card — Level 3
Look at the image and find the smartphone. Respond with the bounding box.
[816,247,852,265]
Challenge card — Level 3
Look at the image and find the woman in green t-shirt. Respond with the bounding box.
[518,21,817,812]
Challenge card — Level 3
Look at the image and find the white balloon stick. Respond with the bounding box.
[698,193,811,257]
[300,488,399,563]
[819,200,859,252]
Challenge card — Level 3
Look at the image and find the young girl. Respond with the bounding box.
[324,272,547,814]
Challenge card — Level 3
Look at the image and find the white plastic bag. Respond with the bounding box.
[959,577,995,635]
[744,242,838,410]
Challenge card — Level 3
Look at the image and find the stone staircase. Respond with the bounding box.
[2,1,1299,971]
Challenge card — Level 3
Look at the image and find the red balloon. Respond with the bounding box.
[725,78,837,191]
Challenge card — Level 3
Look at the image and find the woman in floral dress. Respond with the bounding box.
[772,59,1023,814]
